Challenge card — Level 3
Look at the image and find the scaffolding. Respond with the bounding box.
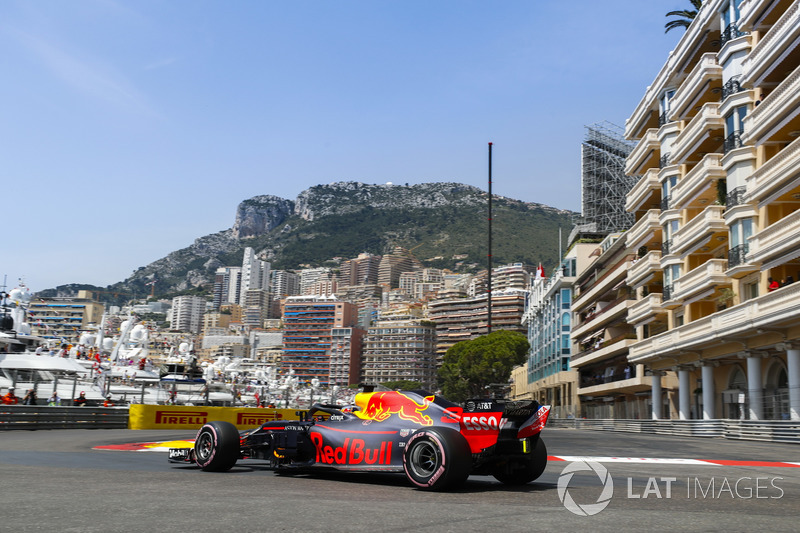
[579,121,637,234]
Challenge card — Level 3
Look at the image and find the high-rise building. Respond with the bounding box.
[361,316,437,389]
[213,266,242,308]
[243,289,270,329]
[239,247,270,305]
[339,253,382,287]
[329,327,366,386]
[427,289,527,363]
[271,270,300,299]
[170,295,206,334]
[378,247,422,288]
[622,0,800,421]
[281,296,358,384]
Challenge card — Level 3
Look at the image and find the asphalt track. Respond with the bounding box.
[1,427,799,532]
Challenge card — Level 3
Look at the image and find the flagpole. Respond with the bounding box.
[487,142,493,334]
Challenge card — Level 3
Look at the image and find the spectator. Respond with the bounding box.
[2,387,19,405]
[22,389,37,405]
[768,277,780,291]
[73,391,87,407]
[47,391,61,406]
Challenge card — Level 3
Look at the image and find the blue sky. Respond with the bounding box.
[2,1,687,292]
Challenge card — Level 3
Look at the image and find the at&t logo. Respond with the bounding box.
[557,460,614,516]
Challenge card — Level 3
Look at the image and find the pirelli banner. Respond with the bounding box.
[128,404,317,430]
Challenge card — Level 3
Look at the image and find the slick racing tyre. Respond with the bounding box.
[194,421,240,472]
[492,437,547,485]
[403,427,471,490]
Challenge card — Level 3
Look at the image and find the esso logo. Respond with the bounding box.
[462,414,501,431]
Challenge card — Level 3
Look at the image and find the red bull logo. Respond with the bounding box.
[236,412,284,425]
[309,433,393,465]
[356,391,434,426]
[155,410,208,425]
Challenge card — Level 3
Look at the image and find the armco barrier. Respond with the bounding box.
[0,405,129,430]
[0,404,323,431]
[547,418,799,444]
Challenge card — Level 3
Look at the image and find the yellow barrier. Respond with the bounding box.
[128,404,315,430]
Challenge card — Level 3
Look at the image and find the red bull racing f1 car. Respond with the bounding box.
[168,390,550,490]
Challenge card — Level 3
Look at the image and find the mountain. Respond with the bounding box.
[41,182,577,303]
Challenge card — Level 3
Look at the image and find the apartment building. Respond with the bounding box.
[27,290,104,341]
[329,327,366,386]
[212,266,241,308]
[568,234,654,418]
[339,253,382,287]
[623,0,800,420]
[239,247,271,305]
[281,296,358,384]
[515,242,598,416]
[427,289,527,362]
[169,295,207,334]
[361,316,437,389]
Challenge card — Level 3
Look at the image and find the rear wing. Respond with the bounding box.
[463,398,551,438]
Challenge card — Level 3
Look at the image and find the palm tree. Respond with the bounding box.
[665,0,704,33]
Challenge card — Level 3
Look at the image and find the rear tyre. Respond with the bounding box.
[403,427,471,490]
[492,438,547,485]
[194,421,240,472]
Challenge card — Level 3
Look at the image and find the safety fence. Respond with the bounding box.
[547,418,800,444]
[0,405,129,430]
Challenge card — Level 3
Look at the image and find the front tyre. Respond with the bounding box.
[492,437,547,485]
[403,427,471,490]
[194,421,240,472]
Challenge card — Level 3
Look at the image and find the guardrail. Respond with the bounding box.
[0,405,129,430]
[547,418,800,444]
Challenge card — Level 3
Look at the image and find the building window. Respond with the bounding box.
[720,0,746,45]
[661,175,678,210]
[560,288,571,309]
[675,313,685,327]
[659,89,676,126]
[724,106,747,152]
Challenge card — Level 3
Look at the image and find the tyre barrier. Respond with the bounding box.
[0,405,129,430]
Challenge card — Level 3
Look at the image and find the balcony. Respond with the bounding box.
[625,209,661,251]
[670,102,725,165]
[746,135,800,206]
[748,208,800,269]
[741,1,800,87]
[720,22,748,47]
[625,129,660,176]
[626,168,661,213]
[670,153,726,208]
[745,62,800,146]
[627,293,666,326]
[671,205,727,257]
[571,299,634,340]
[671,258,730,303]
[669,53,722,121]
[726,243,758,278]
[721,75,744,101]
[571,337,639,369]
[629,281,800,364]
[627,250,662,289]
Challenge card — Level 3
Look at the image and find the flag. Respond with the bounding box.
[535,263,545,280]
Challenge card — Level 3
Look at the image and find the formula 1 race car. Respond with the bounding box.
[169,390,550,490]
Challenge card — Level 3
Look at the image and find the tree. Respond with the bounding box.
[665,0,703,33]
[437,330,529,402]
